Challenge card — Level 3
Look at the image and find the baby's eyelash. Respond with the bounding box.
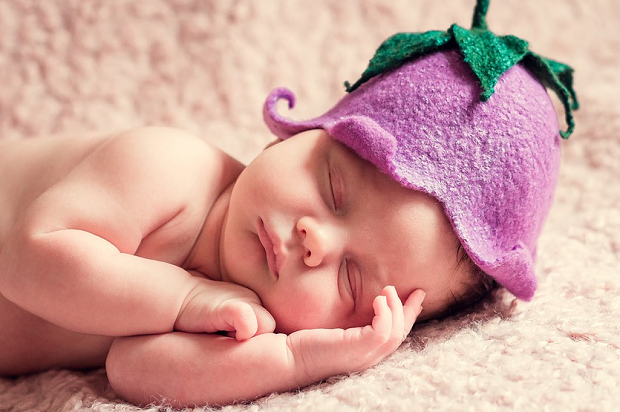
[329,163,345,212]
[339,258,356,306]
[328,168,338,210]
[345,259,357,304]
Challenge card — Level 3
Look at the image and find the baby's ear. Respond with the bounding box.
[264,139,282,150]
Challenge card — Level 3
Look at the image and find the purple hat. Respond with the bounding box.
[262,0,578,300]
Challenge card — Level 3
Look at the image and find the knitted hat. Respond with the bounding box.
[262,0,578,300]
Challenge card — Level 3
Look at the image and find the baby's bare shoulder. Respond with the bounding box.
[0,131,113,242]
[103,126,221,169]
[1,127,242,249]
[92,126,242,191]
[64,127,243,221]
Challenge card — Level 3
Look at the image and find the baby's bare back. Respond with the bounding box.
[0,132,112,244]
[0,132,116,374]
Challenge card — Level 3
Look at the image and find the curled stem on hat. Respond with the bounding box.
[344,0,578,138]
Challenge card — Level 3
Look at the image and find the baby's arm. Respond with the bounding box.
[107,287,424,407]
[0,127,247,337]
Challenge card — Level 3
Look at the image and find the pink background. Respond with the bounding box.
[1,1,618,410]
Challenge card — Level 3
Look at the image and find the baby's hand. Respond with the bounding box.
[286,286,425,380]
[175,278,276,341]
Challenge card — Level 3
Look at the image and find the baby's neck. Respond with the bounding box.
[183,182,236,281]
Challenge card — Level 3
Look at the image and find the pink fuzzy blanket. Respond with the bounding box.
[1,1,618,411]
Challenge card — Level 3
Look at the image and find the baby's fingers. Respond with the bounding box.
[402,289,426,335]
[248,303,276,335]
[217,301,258,341]
[383,286,406,341]
[366,287,424,358]
[222,302,275,340]
[370,294,392,342]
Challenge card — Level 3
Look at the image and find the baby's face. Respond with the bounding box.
[220,129,466,333]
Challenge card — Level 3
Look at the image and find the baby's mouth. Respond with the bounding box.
[257,219,280,279]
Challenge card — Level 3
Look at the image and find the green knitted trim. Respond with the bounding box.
[344,0,579,138]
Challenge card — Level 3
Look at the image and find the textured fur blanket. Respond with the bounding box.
[1,1,618,411]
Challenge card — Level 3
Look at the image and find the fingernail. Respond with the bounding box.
[418,305,424,315]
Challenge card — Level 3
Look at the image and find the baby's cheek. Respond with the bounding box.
[266,292,341,334]
[415,292,447,321]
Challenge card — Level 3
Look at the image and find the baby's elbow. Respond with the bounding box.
[0,251,9,294]
[0,232,27,302]
[0,226,47,304]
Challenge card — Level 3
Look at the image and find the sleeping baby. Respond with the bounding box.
[0,0,577,407]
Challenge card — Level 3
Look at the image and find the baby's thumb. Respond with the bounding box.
[250,303,276,335]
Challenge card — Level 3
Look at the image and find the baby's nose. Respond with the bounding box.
[296,216,341,267]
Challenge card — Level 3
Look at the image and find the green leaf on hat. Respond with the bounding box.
[344,0,578,138]
[343,30,452,92]
[522,52,579,139]
[448,24,529,101]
